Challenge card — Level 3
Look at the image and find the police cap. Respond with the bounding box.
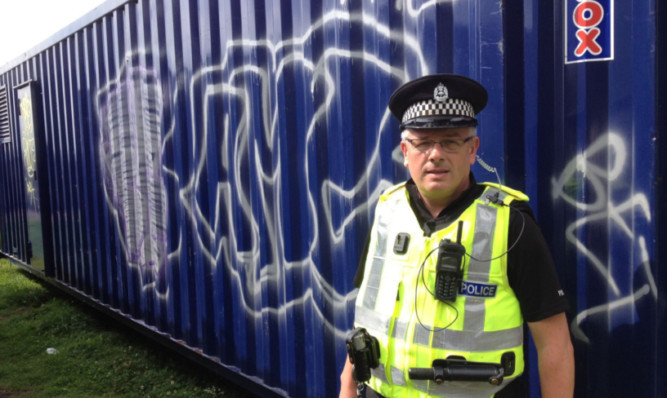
[388,73,488,130]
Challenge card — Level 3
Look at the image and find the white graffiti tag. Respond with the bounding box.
[94,2,460,346]
[551,132,657,343]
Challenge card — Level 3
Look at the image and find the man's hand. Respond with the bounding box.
[339,356,357,398]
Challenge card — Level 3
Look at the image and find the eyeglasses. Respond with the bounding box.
[404,136,474,153]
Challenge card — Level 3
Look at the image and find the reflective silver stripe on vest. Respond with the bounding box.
[412,380,429,394]
[371,363,388,384]
[467,202,497,277]
[361,258,384,310]
[392,319,409,341]
[355,306,391,336]
[464,203,497,332]
[414,323,431,346]
[391,365,407,386]
[361,210,390,311]
[430,325,523,351]
[414,379,508,398]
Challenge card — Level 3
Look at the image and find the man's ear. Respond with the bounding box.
[469,136,480,165]
[400,141,409,166]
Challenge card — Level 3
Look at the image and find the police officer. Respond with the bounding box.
[340,74,574,398]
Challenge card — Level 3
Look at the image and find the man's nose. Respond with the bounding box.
[428,142,446,160]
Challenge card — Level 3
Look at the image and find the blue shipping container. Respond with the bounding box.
[0,0,664,396]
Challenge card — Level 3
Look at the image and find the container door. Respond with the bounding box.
[16,82,45,272]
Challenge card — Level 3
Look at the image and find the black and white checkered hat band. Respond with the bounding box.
[401,99,475,123]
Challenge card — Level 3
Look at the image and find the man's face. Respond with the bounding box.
[400,127,479,204]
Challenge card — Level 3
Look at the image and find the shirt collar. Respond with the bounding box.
[405,173,484,236]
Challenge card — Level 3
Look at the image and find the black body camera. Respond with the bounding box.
[345,327,380,383]
[434,221,466,302]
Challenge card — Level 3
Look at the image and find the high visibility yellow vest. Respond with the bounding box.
[354,182,529,398]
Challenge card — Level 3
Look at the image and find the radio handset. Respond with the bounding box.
[433,221,466,302]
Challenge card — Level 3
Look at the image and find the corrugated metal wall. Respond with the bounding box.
[537,1,664,396]
[0,0,663,397]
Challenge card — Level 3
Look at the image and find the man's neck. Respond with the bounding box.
[419,193,458,218]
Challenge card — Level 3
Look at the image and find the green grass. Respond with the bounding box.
[0,259,254,398]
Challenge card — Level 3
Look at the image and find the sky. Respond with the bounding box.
[0,0,106,66]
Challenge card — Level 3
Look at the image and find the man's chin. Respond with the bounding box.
[421,185,455,199]
[422,180,452,192]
